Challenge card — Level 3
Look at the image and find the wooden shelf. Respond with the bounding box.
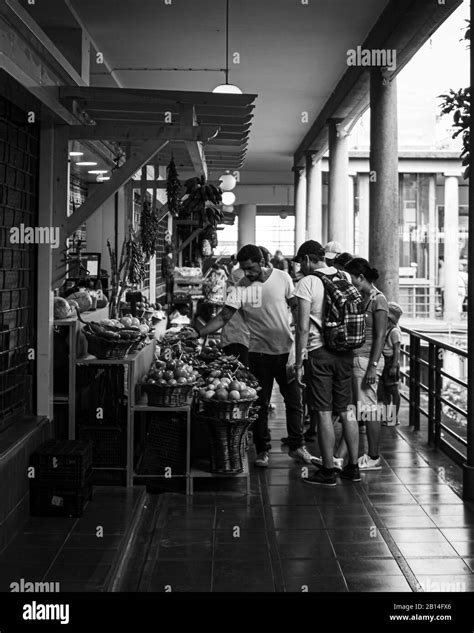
[133,404,190,413]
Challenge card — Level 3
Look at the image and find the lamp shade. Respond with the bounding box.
[212,83,242,94]
[222,204,234,212]
[222,192,236,206]
[219,173,237,191]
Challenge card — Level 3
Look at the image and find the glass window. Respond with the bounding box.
[256,216,295,257]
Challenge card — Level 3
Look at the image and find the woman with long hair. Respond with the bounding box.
[343,257,389,471]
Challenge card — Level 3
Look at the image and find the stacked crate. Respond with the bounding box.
[29,440,93,517]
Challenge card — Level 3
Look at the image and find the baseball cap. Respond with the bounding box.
[388,302,403,322]
[293,240,325,262]
[324,241,343,260]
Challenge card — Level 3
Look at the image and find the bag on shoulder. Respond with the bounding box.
[309,271,366,352]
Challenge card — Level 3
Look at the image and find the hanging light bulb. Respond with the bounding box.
[219,171,237,191]
[212,0,242,94]
[222,192,236,205]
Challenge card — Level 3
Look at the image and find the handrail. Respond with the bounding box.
[400,325,468,357]
[399,325,468,468]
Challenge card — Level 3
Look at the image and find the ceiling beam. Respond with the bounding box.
[67,122,220,142]
[62,139,169,240]
[293,0,462,165]
[185,141,207,180]
[59,86,257,107]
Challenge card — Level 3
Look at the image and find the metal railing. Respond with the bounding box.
[400,325,468,466]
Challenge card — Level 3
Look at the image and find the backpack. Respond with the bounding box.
[308,270,366,352]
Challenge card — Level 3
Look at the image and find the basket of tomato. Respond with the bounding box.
[142,359,200,407]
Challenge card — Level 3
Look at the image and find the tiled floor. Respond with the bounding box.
[2,395,474,593]
[115,396,474,593]
[0,487,144,592]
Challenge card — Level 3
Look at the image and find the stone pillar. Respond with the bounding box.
[293,166,306,251]
[428,175,437,319]
[305,152,322,241]
[328,119,349,247]
[347,173,355,254]
[443,173,460,322]
[369,69,399,301]
[357,173,370,259]
[237,204,257,251]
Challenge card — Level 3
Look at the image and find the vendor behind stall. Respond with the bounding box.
[220,267,250,365]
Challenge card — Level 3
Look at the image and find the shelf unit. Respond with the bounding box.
[75,340,156,486]
[53,308,108,439]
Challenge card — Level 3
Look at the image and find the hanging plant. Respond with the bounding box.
[127,232,147,286]
[166,158,182,217]
[180,175,223,225]
[140,200,160,259]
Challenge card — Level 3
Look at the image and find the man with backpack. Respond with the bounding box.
[293,241,364,486]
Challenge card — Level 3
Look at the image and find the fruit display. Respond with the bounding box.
[76,310,152,359]
[54,296,73,319]
[144,358,199,388]
[197,377,258,403]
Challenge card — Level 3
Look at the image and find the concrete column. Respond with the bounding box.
[428,175,437,319]
[443,173,460,322]
[357,173,370,259]
[328,119,349,247]
[369,70,399,301]
[293,166,306,251]
[347,173,355,254]
[305,152,322,241]
[237,204,257,251]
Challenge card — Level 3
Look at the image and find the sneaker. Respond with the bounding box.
[340,464,361,481]
[302,469,337,487]
[358,454,382,471]
[311,456,343,470]
[333,457,344,473]
[255,451,269,468]
[289,446,320,466]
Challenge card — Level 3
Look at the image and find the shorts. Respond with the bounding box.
[381,354,400,385]
[304,346,352,413]
[352,355,383,420]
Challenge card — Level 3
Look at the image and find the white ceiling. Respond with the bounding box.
[67,0,389,176]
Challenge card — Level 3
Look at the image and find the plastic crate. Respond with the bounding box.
[29,471,93,517]
[138,413,187,476]
[78,425,125,468]
[30,439,93,485]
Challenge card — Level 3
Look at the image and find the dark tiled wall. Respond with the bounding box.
[0,94,39,433]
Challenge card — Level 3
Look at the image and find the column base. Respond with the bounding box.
[462,463,474,501]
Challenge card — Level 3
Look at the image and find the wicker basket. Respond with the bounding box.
[84,330,132,360]
[143,381,196,407]
[127,335,148,355]
[201,415,256,474]
[198,397,258,421]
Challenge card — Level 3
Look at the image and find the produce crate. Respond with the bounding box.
[29,439,93,485]
[29,471,93,517]
[78,425,125,468]
[76,365,128,427]
[138,413,187,476]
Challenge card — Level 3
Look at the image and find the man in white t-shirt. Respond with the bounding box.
[293,240,360,486]
[196,244,318,469]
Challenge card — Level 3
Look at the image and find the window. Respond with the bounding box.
[256,216,295,257]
